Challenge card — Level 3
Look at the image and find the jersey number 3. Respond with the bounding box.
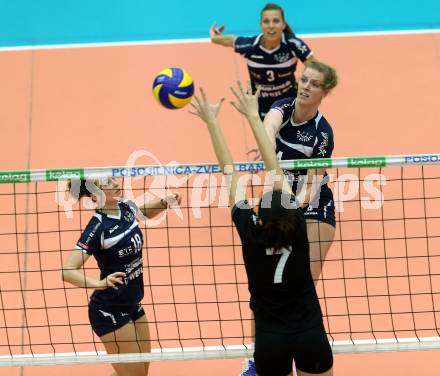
[266,246,292,284]
[266,70,275,82]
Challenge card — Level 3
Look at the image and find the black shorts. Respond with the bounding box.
[88,300,145,337]
[254,324,333,375]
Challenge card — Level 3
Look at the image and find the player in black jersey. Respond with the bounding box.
[263,60,338,286]
[62,177,181,376]
[210,3,315,120]
[190,85,333,376]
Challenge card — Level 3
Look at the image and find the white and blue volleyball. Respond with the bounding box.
[152,67,194,109]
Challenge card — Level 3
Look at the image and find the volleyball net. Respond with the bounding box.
[1,153,440,366]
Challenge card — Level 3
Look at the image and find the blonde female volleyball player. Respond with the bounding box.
[261,60,338,285]
[190,85,333,376]
[210,3,315,120]
[62,177,181,376]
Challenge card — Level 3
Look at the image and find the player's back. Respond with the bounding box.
[232,202,323,333]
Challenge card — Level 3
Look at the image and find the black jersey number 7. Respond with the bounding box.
[266,246,293,284]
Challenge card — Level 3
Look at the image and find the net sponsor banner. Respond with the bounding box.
[348,156,386,168]
[0,170,31,183]
[0,153,439,183]
[293,158,333,169]
[46,168,84,181]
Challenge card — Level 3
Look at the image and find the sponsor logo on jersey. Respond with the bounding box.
[109,225,119,234]
[77,241,89,250]
[250,54,264,59]
[317,132,329,157]
[250,71,262,80]
[278,72,293,78]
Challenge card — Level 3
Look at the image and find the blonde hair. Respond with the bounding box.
[306,60,338,90]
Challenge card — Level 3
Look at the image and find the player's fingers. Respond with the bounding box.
[112,272,126,278]
[230,101,245,115]
[218,25,225,33]
[230,86,243,104]
[199,88,208,104]
[218,97,226,108]
[255,85,261,98]
[192,94,201,106]
[188,110,200,118]
[237,81,245,96]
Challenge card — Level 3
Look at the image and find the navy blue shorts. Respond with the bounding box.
[301,186,336,228]
[286,171,336,227]
[88,300,145,337]
[254,324,333,375]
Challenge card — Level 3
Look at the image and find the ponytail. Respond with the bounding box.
[284,22,294,35]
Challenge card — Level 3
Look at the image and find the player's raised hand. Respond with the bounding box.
[230,81,260,119]
[162,192,182,208]
[209,22,225,39]
[247,147,262,161]
[189,88,225,125]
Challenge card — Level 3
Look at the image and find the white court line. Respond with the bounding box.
[0,28,439,52]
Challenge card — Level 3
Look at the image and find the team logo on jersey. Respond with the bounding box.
[297,130,313,142]
[289,38,308,54]
[124,211,135,222]
[317,132,329,156]
[274,52,290,63]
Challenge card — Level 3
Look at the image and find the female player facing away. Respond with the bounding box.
[190,85,333,376]
[210,3,315,120]
[62,177,181,376]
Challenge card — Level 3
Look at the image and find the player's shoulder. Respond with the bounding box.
[119,199,138,214]
[284,32,303,44]
[234,34,260,50]
[270,97,295,116]
[85,212,103,229]
[316,113,333,133]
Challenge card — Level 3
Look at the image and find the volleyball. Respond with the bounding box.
[152,67,194,109]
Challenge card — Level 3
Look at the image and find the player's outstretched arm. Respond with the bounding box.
[140,193,182,218]
[231,82,292,196]
[209,22,236,47]
[190,88,245,208]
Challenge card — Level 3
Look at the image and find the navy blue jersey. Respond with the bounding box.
[272,98,334,162]
[76,200,144,307]
[232,199,322,333]
[234,32,313,115]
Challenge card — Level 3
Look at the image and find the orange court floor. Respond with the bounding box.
[1,32,440,375]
